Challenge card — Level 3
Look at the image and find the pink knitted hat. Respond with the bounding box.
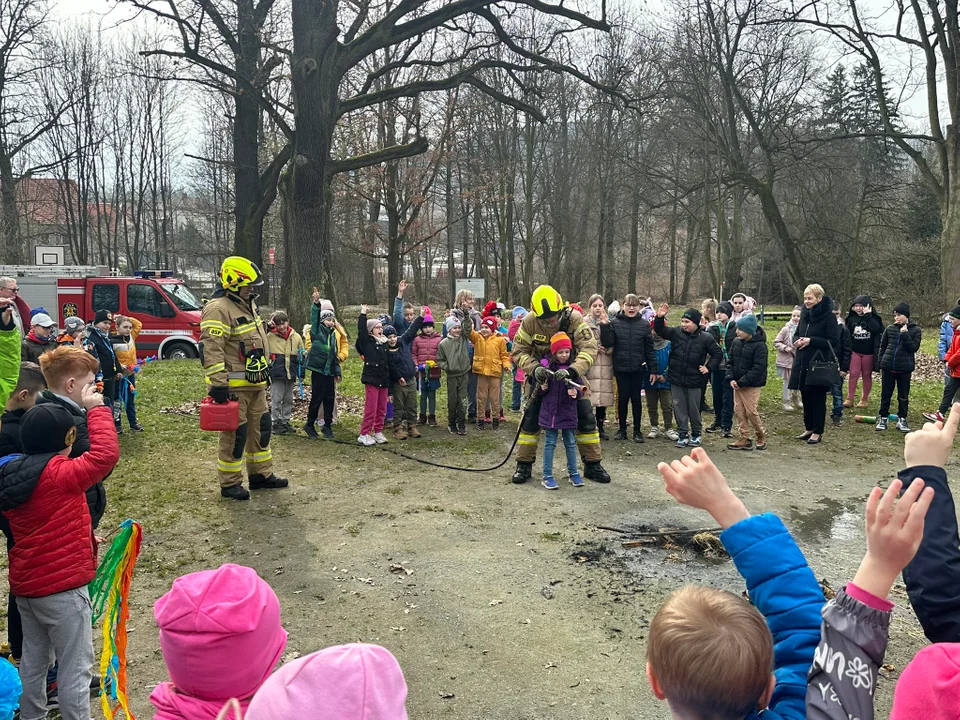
[153,564,287,702]
[891,643,960,720]
[246,643,408,720]
[422,305,434,324]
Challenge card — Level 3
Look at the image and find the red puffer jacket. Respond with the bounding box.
[0,405,119,598]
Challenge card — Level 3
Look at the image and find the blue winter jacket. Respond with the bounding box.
[644,341,671,390]
[940,314,954,361]
[393,297,412,335]
[388,317,424,387]
[720,513,824,720]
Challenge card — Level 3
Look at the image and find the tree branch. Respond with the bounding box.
[331,138,431,175]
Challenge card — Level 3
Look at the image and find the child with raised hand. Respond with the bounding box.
[654,303,723,448]
[652,448,823,720]
[151,564,288,720]
[393,279,416,335]
[436,315,472,435]
[246,643,408,720]
[356,305,391,446]
[304,292,342,440]
[538,333,584,490]
[0,384,119,720]
[805,478,933,719]
[805,410,960,719]
[385,308,425,440]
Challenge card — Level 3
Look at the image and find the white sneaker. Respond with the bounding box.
[665,428,680,441]
[357,434,375,446]
[373,432,389,444]
[783,403,794,411]
[648,426,662,439]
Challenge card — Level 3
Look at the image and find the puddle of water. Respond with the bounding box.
[789,497,863,543]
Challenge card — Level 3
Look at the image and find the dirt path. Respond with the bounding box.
[113,409,936,719]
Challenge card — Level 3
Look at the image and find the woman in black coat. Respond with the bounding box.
[788,284,840,443]
[599,294,658,442]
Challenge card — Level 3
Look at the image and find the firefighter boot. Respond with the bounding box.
[512,461,533,484]
[221,484,250,501]
[583,462,611,484]
[249,474,289,490]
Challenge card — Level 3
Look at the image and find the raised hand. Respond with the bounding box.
[0,297,14,326]
[360,304,369,315]
[852,478,935,599]
[656,448,749,529]
[398,279,407,297]
[312,287,321,304]
[904,402,960,469]
[657,303,669,318]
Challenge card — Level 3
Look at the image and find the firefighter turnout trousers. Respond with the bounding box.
[517,396,601,464]
[218,387,273,488]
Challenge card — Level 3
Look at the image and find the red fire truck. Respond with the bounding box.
[4,266,204,359]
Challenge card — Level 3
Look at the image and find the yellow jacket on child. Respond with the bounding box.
[468,329,511,377]
[304,323,349,362]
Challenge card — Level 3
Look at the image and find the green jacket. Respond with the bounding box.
[0,316,20,406]
[436,333,472,377]
[304,316,342,377]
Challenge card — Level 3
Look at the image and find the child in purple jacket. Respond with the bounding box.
[538,332,583,490]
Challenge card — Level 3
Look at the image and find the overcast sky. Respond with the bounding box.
[49,0,940,135]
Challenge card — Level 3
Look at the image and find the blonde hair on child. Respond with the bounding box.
[647,585,774,718]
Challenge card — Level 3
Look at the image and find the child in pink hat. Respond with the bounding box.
[150,564,287,720]
[245,643,408,720]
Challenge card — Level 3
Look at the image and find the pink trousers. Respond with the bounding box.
[361,385,389,435]
[848,352,874,401]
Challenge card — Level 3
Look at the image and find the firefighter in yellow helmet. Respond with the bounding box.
[511,284,611,484]
[200,256,289,500]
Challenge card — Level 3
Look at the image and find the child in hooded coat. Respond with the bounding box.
[412,307,442,426]
[245,643,408,720]
[538,333,584,490]
[774,307,801,411]
[151,564,287,720]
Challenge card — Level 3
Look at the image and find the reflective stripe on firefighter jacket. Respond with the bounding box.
[200,289,271,388]
[511,308,598,381]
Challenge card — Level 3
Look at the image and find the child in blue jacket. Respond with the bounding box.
[652,448,823,720]
[645,330,678,441]
[806,406,960,720]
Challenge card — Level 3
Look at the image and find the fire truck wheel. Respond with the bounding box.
[163,342,199,360]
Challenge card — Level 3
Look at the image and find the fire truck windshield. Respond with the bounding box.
[159,281,203,312]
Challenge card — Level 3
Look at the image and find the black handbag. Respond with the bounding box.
[805,342,841,388]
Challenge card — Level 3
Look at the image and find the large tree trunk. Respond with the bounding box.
[0,157,22,265]
[233,0,266,270]
[288,1,341,316]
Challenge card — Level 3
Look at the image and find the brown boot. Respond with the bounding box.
[407,421,421,438]
[727,438,754,451]
[394,423,408,440]
[755,433,767,451]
